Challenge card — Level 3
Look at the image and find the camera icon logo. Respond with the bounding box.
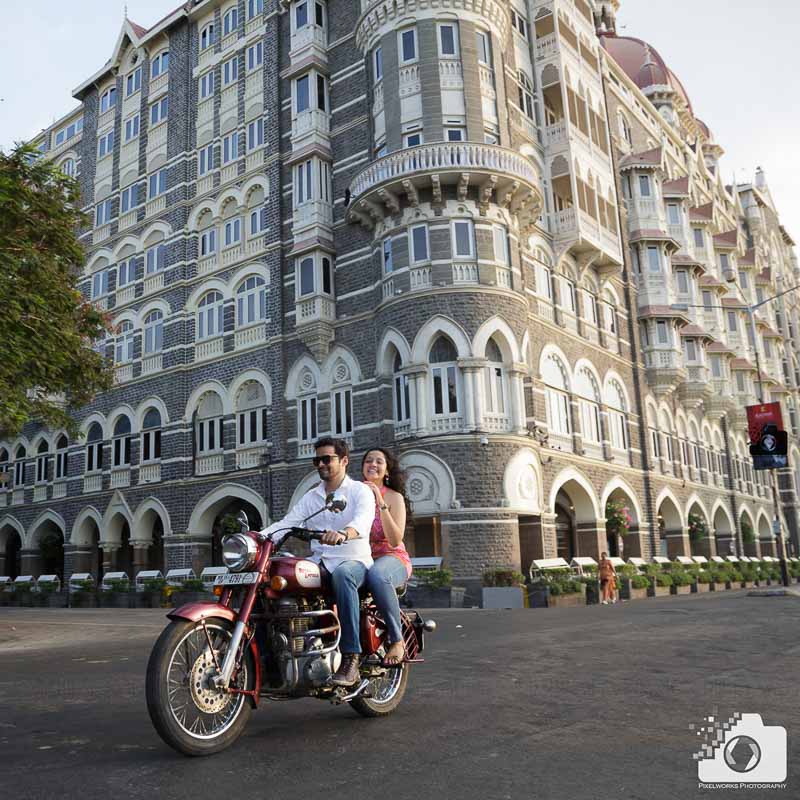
[695,713,786,784]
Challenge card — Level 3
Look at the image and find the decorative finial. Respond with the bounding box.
[124,3,128,19]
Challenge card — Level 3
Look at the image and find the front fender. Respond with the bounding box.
[166,603,261,706]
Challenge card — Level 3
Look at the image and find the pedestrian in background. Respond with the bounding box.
[599,552,617,605]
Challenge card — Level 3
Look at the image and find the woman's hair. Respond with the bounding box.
[361,447,407,498]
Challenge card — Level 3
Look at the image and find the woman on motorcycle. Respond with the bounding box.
[361,447,412,666]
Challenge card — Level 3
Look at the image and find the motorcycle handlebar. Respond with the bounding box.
[288,527,349,545]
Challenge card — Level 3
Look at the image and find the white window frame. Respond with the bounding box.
[410,224,429,264]
[546,387,570,435]
[197,292,225,340]
[151,51,169,78]
[144,311,164,354]
[200,23,215,51]
[100,87,117,114]
[148,168,167,199]
[222,5,239,36]
[150,96,169,127]
[115,322,135,364]
[98,130,114,159]
[146,243,167,274]
[298,396,318,442]
[383,238,393,274]
[223,55,239,86]
[236,276,267,326]
[247,0,264,19]
[438,22,459,57]
[223,131,240,164]
[124,114,140,142]
[200,228,217,256]
[126,67,142,97]
[224,218,242,247]
[374,46,382,81]
[247,41,263,71]
[399,27,418,64]
[247,118,264,151]
[199,71,215,99]
[452,220,475,259]
[331,388,353,436]
[121,184,139,213]
[198,143,215,175]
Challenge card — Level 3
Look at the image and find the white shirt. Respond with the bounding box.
[259,474,375,571]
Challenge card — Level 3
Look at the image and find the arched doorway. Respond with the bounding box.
[688,502,711,558]
[29,514,66,579]
[548,470,602,559]
[757,513,775,557]
[71,511,104,583]
[713,505,734,557]
[603,484,641,558]
[555,498,576,562]
[1,523,23,579]
[740,510,758,557]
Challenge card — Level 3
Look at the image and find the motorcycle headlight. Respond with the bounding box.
[222,534,258,572]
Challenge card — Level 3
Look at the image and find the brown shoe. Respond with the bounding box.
[330,653,361,686]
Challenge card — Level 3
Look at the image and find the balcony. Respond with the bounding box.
[452,263,478,284]
[110,467,131,488]
[146,195,167,218]
[439,60,463,90]
[236,445,268,470]
[298,442,316,459]
[220,31,237,52]
[147,121,168,153]
[394,420,412,439]
[290,24,327,61]
[235,323,267,350]
[297,295,335,324]
[643,348,686,398]
[348,143,543,232]
[245,12,264,36]
[410,266,432,290]
[142,354,162,375]
[398,64,420,96]
[93,224,111,244]
[222,162,239,184]
[294,199,333,235]
[150,72,168,96]
[221,243,243,266]
[198,253,218,275]
[140,462,161,484]
[117,285,136,305]
[292,109,330,149]
[482,415,512,433]
[679,364,712,408]
[52,480,67,499]
[535,33,557,60]
[144,272,164,295]
[12,488,24,505]
[545,120,568,149]
[83,473,102,494]
[198,45,215,71]
[119,210,138,231]
[197,174,215,195]
[196,453,224,475]
[246,149,264,174]
[115,364,133,384]
[430,414,463,433]
[34,485,47,503]
[196,337,224,361]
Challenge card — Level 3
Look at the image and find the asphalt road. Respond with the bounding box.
[0,591,797,800]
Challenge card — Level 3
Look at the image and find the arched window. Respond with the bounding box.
[61,158,76,177]
[575,368,600,443]
[222,5,238,36]
[151,50,169,78]
[236,276,267,326]
[36,440,50,483]
[618,112,632,147]
[429,336,460,418]
[200,22,215,50]
[689,421,701,469]
[393,351,411,423]
[247,185,266,237]
[236,382,268,447]
[0,448,8,489]
[602,289,617,335]
[606,381,627,450]
[647,406,660,459]
[85,424,103,473]
[198,210,217,256]
[55,435,69,480]
[142,408,162,462]
[297,370,318,444]
[196,393,224,453]
[115,321,135,364]
[118,257,136,288]
[483,337,507,417]
[144,310,164,354]
[13,446,26,486]
[197,291,225,339]
[660,411,675,463]
[542,355,570,435]
[330,361,354,437]
[112,416,132,467]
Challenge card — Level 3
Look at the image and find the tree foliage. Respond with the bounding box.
[0,144,113,439]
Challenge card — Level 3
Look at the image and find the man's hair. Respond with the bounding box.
[314,437,349,459]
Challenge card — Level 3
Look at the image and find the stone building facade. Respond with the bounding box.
[2,0,798,597]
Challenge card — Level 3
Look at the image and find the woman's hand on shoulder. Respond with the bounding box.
[362,480,383,504]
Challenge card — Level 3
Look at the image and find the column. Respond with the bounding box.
[406,364,428,436]
[509,363,528,433]
[462,368,477,430]
[100,542,116,574]
[664,527,691,558]
[538,512,558,561]
[132,542,151,580]
[576,520,606,560]
[621,524,644,558]
[19,549,42,577]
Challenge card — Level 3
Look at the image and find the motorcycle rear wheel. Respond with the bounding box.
[349,662,408,717]
[146,618,253,756]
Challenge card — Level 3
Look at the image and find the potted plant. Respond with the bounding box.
[11,581,34,607]
[688,513,709,551]
[741,518,756,553]
[481,569,526,609]
[605,499,633,556]
[406,568,465,609]
[648,569,672,597]
[619,569,649,601]
[38,580,67,608]
[739,564,756,589]
[171,578,217,606]
[616,564,639,601]
[546,575,586,608]
[70,578,97,608]
[579,564,601,605]
[134,577,167,608]
[730,568,745,588]
[695,569,712,593]
[669,568,692,595]
[99,577,132,608]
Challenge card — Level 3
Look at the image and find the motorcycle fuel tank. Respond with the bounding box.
[271,557,323,593]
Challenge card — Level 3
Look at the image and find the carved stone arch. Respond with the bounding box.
[321,346,362,393]
[473,316,522,363]
[399,450,457,515]
[230,368,273,409]
[188,483,267,536]
[502,448,542,514]
[187,277,230,311]
[27,509,67,551]
[135,396,170,430]
[377,328,412,376]
[132,496,173,544]
[286,355,322,400]
[601,478,642,524]
[290,470,322,509]
[550,155,569,178]
[410,315,472,363]
[548,467,601,522]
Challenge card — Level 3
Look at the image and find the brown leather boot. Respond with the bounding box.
[330,653,361,686]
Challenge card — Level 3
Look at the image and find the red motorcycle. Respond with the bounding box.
[146,502,435,756]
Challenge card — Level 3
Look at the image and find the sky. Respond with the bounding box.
[1,0,798,235]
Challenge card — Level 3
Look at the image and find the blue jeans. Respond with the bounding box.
[330,560,368,654]
[367,556,408,645]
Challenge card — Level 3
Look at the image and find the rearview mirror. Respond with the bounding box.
[236,510,249,533]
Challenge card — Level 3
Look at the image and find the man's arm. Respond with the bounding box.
[259,492,314,542]
[341,483,376,541]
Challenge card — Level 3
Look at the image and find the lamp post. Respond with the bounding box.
[261,445,273,526]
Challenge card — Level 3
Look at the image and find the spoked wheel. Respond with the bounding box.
[146,618,253,756]
[349,645,409,718]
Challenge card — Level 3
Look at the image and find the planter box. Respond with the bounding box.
[670,584,692,595]
[648,585,671,598]
[694,582,711,593]
[528,586,550,609]
[619,579,648,601]
[70,592,97,608]
[742,581,754,589]
[583,580,600,605]
[98,592,132,608]
[132,592,164,608]
[406,585,465,609]
[43,592,68,608]
[11,592,33,607]
[547,591,586,608]
[481,586,525,609]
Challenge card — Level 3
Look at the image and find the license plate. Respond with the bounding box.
[214,572,260,586]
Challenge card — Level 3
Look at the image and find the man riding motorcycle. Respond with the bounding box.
[258,436,374,686]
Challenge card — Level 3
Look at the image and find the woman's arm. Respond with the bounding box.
[378,489,407,548]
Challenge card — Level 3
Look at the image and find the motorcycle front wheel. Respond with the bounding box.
[146,618,254,756]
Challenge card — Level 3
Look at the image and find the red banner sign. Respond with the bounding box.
[746,402,784,445]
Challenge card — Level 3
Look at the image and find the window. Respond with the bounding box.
[675,270,689,294]
[684,339,697,362]
[374,46,382,81]
[711,355,722,378]
[200,228,217,256]
[199,143,215,175]
[702,290,713,310]
[656,321,669,344]
[197,291,225,339]
[248,0,264,18]
[98,130,114,158]
[295,159,313,204]
[430,337,460,416]
[719,253,730,271]
[322,257,332,295]
[247,118,264,150]
[518,71,534,119]
[736,372,746,392]
[199,71,215,99]
[511,8,528,39]
[400,28,417,63]
[247,41,263,70]
[150,96,169,126]
[383,238,393,273]
[92,269,109,298]
[100,87,117,114]
[296,75,310,112]
[316,74,327,111]
[638,175,651,197]
[61,158,76,177]
[54,118,83,146]
[13,447,26,486]
[124,114,140,142]
[667,204,680,225]
[151,51,169,78]
[543,356,570,435]
[483,339,506,415]
[120,183,139,214]
[332,389,353,436]
[575,369,600,444]
[560,278,576,312]
[537,264,552,300]
[237,275,267,325]
[647,246,661,272]
[36,441,50,483]
[584,291,599,326]
[85,424,103,473]
[727,311,738,333]
[639,322,649,346]
[223,131,239,163]
[148,168,167,198]
[299,396,318,442]
[141,408,162,462]
[476,30,491,64]
[249,207,264,235]
[631,246,641,274]
[693,228,704,248]
[200,23,215,50]
[126,67,142,97]
[146,243,167,273]
[223,56,239,86]
[299,256,315,295]
[295,0,308,28]
[438,23,458,57]
[404,131,422,148]
[410,224,429,263]
[446,127,465,141]
[393,352,411,423]
[223,6,239,36]
[117,257,136,287]
[763,338,773,358]
[224,218,242,246]
[95,199,113,226]
[607,383,627,450]
[55,436,68,480]
[143,311,164,354]
[452,220,475,258]
[115,321,135,364]
[739,270,749,289]
[493,225,509,265]
[197,393,224,453]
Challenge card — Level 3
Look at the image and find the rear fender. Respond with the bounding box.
[167,603,261,706]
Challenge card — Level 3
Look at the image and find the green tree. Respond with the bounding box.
[0,144,112,438]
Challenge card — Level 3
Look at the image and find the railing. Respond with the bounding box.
[297,295,335,323]
[439,60,463,89]
[196,453,224,475]
[33,485,47,503]
[198,45,215,70]
[382,277,395,299]
[398,64,420,95]
[222,243,243,266]
[482,416,512,432]
[537,298,555,322]
[245,13,264,35]
[198,254,218,275]
[349,143,539,201]
[294,199,333,230]
[11,488,24,505]
[452,263,478,284]
[47,132,83,160]
[394,420,412,439]
[52,480,67,499]
[430,415,463,433]
[222,163,239,183]
[93,296,109,311]
[290,24,327,59]
[119,210,138,231]
[298,442,316,458]
[687,365,709,383]
[110,467,131,488]
[115,364,133,384]
[139,462,161,484]
[553,207,576,234]
[510,108,537,141]
[478,65,495,98]
[292,108,330,142]
[235,324,266,349]
[220,31,237,52]
[246,150,264,174]
[410,266,432,290]
[83,473,102,494]
[197,174,215,195]
[146,196,166,217]
[93,224,111,244]
[147,122,168,151]
[535,33,557,60]
[144,272,164,295]
[116,285,136,305]
[545,120,567,147]
[150,72,168,96]
[236,445,267,470]
[142,354,162,375]
[247,236,264,255]
[197,98,214,128]
[633,197,659,219]
[196,337,224,361]
[496,267,512,289]
[373,81,384,113]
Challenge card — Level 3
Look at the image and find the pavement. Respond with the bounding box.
[0,590,798,800]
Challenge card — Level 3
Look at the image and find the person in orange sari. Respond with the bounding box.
[598,552,617,605]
